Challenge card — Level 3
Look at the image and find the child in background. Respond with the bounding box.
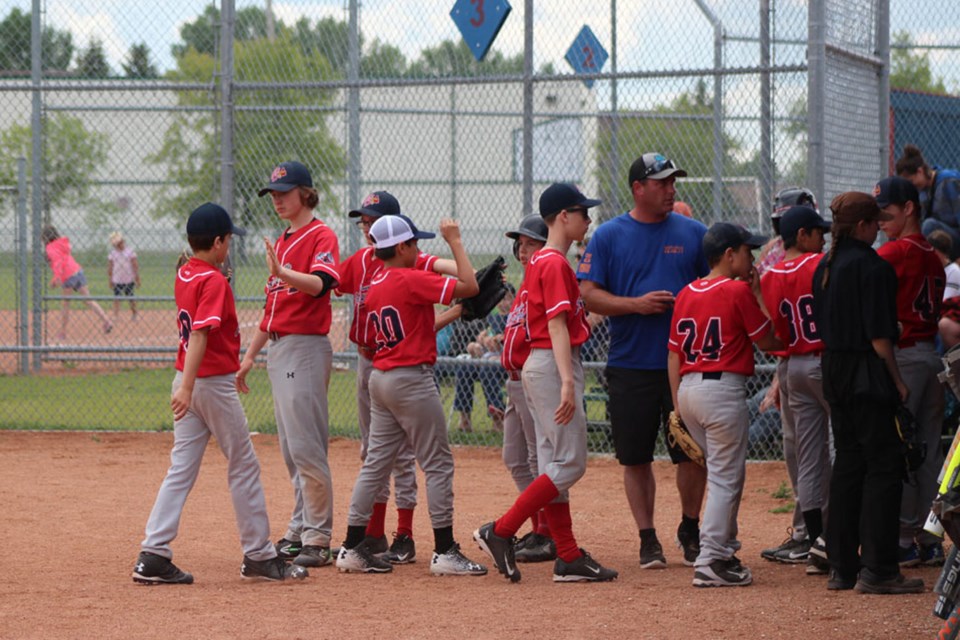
[107,231,141,320]
[41,224,113,340]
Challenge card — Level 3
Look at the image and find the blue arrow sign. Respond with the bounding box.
[565,25,609,89]
[450,0,512,62]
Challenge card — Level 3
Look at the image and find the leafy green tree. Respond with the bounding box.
[406,39,522,78]
[0,114,110,219]
[122,43,158,79]
[151,34,345,228]
[75,39,111,78]
[361,39,408,78]
[890,31,947,93]
[171,4,274,60]
[0,7,74,74]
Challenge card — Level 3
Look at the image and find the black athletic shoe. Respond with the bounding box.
[241,556,309,581]
[806,537,829,575]
[132,551,194,585]
[553,549,618,582]
[474,522,520,582]
[275,538,302,560]
[382,533,416,565]
[639,536,667,569]
[514,532,557,563]
[676,527,700,567]
[336,539,394,574]
[293,545,333,568]
[826,569,856,591]
[692,558,752,587]
[364,535,389,556]
[761,528,809,563]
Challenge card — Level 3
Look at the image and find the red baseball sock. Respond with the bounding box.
[396,508,414,538]
[366,502,387,539]
[494,475,559,539]
[537,509,552,537]
[544,501,581,563]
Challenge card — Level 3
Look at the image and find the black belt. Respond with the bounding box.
[507,370,521,381]
[268,331,286,341]
[702,371,723,380]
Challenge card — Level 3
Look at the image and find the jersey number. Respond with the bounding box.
[368,306,405,350]
[677,317,723,364]
[913,276,945,323]
[778,294,820,345]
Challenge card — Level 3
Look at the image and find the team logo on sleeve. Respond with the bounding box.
[315,251,334,264]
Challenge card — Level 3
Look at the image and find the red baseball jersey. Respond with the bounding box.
[668,277,771,376]
[175,257,240,377]
[760,252,825,356]
[501,282,533,371]
[525,248,590,349]
[259,219,340,336]
[878,234,946,347]
[337,246,439,349]
[363,267,457,370]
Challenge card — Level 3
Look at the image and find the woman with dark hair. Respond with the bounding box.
[896,144,960,252]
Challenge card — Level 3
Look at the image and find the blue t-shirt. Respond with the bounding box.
[578,212,708,370]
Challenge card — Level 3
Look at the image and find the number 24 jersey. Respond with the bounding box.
[668,276,770,377]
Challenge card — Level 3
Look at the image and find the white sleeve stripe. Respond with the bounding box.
[545,300,572,315]
[747,319,771,337]
[192,315,222,327]
[440,277,454,303]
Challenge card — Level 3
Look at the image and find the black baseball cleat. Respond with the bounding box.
[132,551,194,585]
[293,545,333,568]
[553,549,618,582]
[241,556,309,581]
[383,533,416,564]
[474,522,520,583]
[275,537,302,560]
[514,532,557,563]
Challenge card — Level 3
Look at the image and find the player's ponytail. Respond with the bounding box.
[819,220,855,289]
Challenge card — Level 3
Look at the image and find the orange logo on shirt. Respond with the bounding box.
[664,245,685,254]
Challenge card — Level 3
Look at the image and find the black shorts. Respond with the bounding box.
[606,366,690,465]
[113,283,135,296]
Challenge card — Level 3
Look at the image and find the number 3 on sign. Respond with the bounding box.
[470,0,485,26]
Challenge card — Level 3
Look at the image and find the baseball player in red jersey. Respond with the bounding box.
[874,176,948,566]
[499,215,556,563]
[236,161,341,569]
[759,206,834,575]
[336,214,487,576]
[134,203,306,584]
[475,183,617,583]
[668,222,782,587]
[337,190,457,564]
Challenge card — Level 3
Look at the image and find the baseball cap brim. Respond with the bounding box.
[743,231,767,248]
[348,206,387,219]
[580,197,603,209]
[413,230,435,240]
[647,167,689,180]
[876,210,895,222]
[257,183,298,198]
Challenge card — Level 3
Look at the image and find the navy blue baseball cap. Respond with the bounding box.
[778,205,831,244]
[538,183,601,218]
[874,176,920,209]
[368,214,435,249]
[703,222,767,262]
[186,202,246,237]
[348,191,402,218]
[258,161,313,197]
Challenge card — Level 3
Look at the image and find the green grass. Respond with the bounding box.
[769,502,795,514]
[771,480,792,500]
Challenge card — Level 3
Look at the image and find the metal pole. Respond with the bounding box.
[450,85,458,218]
[808,0,826,207]
[17,157,28,374]
[692,0,724,220]
[265,0,276,42]
[522,0,534,215]
[347,0,362,253]
[877,0,891,175]
[759,0,772,230]
[30,0,42,371]
[610,0,620,217]
[220,0,235,213]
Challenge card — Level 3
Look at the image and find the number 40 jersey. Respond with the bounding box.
[668,275,771,377]
[760,252,825,357]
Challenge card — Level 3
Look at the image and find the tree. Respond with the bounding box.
[890,31,947,93]
[171,4,272,60]
[150,33,345,228]
[406,39,523,78]
[75,39,111,79]
[361,39,408,78]
[0,7,74,74]
[122,43,158,79]
[0,114,110,219]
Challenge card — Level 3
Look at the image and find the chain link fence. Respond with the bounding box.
[1,0,951,459]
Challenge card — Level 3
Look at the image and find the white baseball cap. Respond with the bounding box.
[369,214,436,248]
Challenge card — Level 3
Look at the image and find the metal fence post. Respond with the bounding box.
[347,0,361,252]
[807,0,826,208]
[30,0,43,371]
[522,0,534,216]
[220,0,235,227]
[759,0,772,229]
[16,157,28,375]
[693,0,724,220]
[877,0,891,175]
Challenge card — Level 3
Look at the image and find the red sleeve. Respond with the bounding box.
[309,227,341,281]
[337,251,360,294]
[539,256,574,320]
[734,282,771,341]
[406,270,457,306]
[416,251,438,272]
[193,274,228,332]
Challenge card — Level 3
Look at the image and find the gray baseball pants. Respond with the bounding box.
[502,378,539,492]
[267,334,334,548]
[349,365,455,529]
[777,357,806,540]
[521,347,587,499]
[678,372,749,567]
[785,354,832,518]
[357,354,418,509]
[897,342,945,545]
[141,372,275,562]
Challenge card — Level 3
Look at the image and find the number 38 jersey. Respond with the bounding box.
[877,233,945,347]
[760,252,824,357]
[668,276,771,377]
[363,266,457,371]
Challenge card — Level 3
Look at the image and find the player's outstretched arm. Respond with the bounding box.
[435,304,464,332]
[263,235,330,297]
[172,327,208,421]
[547,314,576,425]
[237,329,269,394]
[431,258,458,277]
[439,219,479,298]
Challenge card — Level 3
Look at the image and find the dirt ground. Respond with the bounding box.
[0,432,948,639]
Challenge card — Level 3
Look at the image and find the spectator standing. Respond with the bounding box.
[107,231,141,320]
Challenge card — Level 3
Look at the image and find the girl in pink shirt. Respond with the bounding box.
[41,225,112,340]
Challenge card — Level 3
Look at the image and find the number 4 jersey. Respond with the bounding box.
[363,266,457,370]
[760,252,824,357]
[668,276,771,376]
[877,233,945,348]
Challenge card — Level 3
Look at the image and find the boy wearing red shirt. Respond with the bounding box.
[475,183,618,583]
[668,222,782,587]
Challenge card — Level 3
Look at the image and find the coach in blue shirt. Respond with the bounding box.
[579,152,709,570]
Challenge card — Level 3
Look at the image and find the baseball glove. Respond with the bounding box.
[667,411,705,467]
[459,255,507,322]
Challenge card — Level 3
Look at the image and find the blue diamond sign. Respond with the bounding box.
[450,0,512,62]
[565,25,609,89]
